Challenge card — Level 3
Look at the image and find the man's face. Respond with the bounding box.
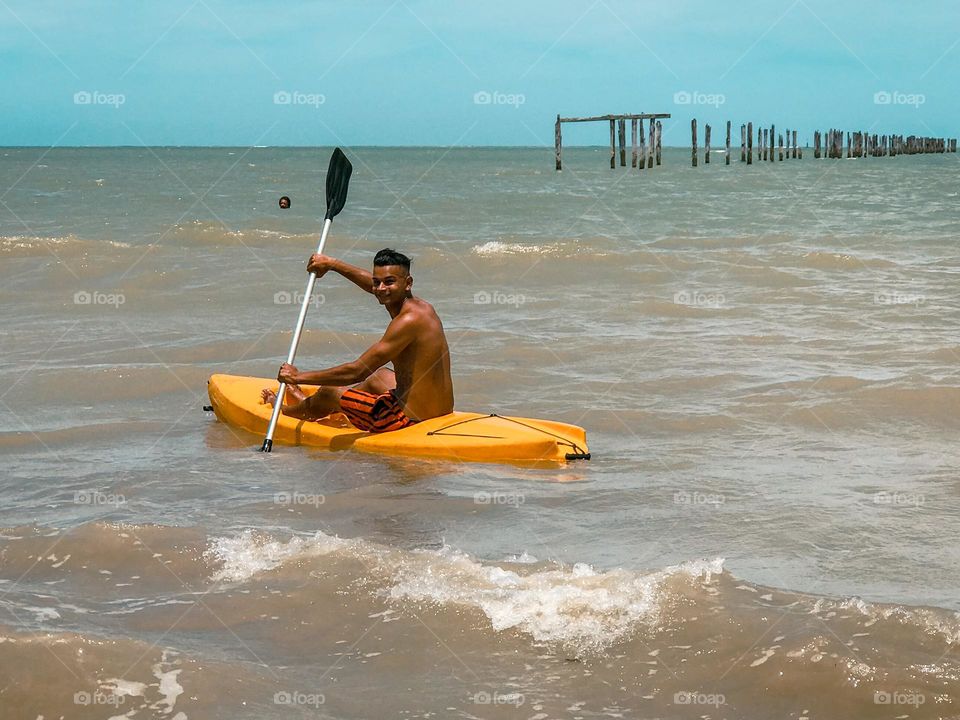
[372,265,410,304]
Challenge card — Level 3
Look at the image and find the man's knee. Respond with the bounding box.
[306,386,343,415]
[358,368,395,395]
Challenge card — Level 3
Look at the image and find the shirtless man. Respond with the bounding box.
[261,248,454,432]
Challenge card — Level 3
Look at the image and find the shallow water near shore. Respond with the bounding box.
[1,146,959,718]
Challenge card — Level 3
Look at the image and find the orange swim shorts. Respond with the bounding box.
[339,387,416,433]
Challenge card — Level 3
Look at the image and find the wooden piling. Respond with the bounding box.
[638,119,647,170]
[618,119,626,166]
[747,122,753,164]
[648,119,655,169]
[656,120,663,167]
[726,121,731,165]
[555,115,562,171]
[705,124,711,164]
[762,128,768,161]
[691,119,698,167]
[814,131,821,159]
[609,119,615,169]
[792,130,798,159]
[769,125,775,162]
[690,118,697,167]
[778,133,783,161]
[741,124,746,162]
[630,119,637,168]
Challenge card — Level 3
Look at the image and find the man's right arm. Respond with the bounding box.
[307,254,373,294]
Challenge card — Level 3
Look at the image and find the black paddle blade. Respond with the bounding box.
[324,147,353,220]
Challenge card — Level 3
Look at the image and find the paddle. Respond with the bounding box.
[261,147,353,452]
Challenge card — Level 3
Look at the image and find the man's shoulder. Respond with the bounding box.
[401,297,439,321]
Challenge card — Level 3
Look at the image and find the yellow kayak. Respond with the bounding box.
[207,374,590,464]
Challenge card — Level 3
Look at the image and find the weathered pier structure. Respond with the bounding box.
[554,113,671,171]
[811,130,956,158]
[688,119,955,166]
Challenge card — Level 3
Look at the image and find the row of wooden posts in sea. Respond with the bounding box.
[553,113,956,169]
[689,120,957,166]
[811,129,956,158]
[554,113,670,171]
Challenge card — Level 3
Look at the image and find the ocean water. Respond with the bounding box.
[1,146,959,718]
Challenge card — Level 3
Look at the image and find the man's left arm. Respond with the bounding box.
[279,316,416,387]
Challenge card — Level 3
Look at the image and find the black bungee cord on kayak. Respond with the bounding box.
[426,414,591,460]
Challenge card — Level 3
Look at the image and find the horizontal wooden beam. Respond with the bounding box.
[559,113,671,123]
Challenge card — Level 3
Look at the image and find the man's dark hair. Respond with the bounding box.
[374,248,411,273]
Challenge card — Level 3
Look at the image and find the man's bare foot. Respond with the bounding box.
[260,383,306,406]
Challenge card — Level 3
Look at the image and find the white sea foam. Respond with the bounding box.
[205,529,351,582]
[390,550,723,652]
[0,235,132,251]
[206,529,724,652]
[812,596,960,644]
[472,240,561,256]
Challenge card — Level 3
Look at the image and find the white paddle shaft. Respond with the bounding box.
[263,217,333,447]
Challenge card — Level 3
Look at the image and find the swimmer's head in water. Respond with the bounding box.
[279,196,291,209]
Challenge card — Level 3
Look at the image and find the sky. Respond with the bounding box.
[1,0,957,147]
